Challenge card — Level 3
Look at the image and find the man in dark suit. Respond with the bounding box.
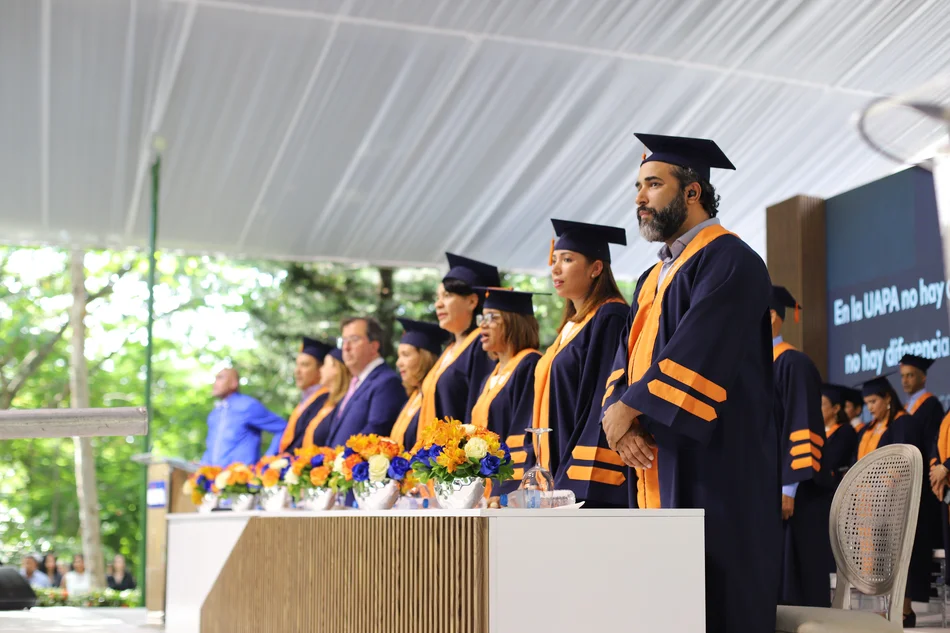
[326,316,407,446]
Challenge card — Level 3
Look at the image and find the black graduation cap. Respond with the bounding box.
[860,373,899,399]
[444,253,501,288]
[475,287,548,316]
[841,387,864,408]
[820,383,844,407]
[328,348,343,363]
[769,286,801,323]
[899,354,936,373]
[397,318,450,356]
[301,336,333,362]
[635,133,736,182]
[549,219,627,265]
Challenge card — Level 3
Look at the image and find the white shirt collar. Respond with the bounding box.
[355,356,385,385]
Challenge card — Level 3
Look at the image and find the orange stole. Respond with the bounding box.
[825,423,841,438]
[389,390,422,446]
[937,411,950,465]
[626,224,734,509]
[857,411,906,460]
[908,391,934,415]
[531,299,625,470]
[418,329,481,433]
[278,386,328,453]
[301,402,336,450]
[471,349,541,430]
[772,342,795,362]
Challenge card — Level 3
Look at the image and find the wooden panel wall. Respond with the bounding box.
[201,516,489,633]
[766,195,829,377]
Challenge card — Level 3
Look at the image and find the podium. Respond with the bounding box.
[131,453,198,623]
[166,509,706,633]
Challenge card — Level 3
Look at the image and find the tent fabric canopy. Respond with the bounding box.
[1,0,948,275]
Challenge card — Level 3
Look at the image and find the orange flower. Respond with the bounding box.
[379,439,402,459]
[261,469,280,488]
[436,447,466,473]
[344,454,363,470]
[190,489,204,505]
[292,459,307,476]
[310,466,331,487]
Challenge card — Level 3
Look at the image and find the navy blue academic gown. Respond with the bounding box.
[309,402,340,448]
[471,351,541,495]
[434,335,495,425]
[325,362,407,447]
[813,422,858,575]
[602,227,779,633]
[904,393,945,602]
[773,344,828,607]
[269,390,330,456]
[533,302,629,508]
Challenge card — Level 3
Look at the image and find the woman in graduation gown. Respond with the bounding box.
[856,375,921,628]
[469,288,542,490]
[418,254,498,429]
[533,219,629,508]
[269,337,334,455]
[929,410,950,599]
[815,385,858,575]
[389,318,448,449]
[302,349,352,450]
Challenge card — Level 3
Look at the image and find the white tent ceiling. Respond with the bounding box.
[1,0,949,276]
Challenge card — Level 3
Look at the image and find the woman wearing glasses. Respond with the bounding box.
[470,288,543,486]
[536,220,629,509]
[418,254,499,434]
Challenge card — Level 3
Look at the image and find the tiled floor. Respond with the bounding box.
[1,605,948,631]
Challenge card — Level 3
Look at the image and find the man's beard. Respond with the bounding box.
[638,194,688,242]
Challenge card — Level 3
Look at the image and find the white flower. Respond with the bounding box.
[214,471,230,490]
[285,470,300,486]
[461,424,477,436]
[368,454,391,483]
[270,458,289,470]
[464,437,488,460]
[333,453,345,473]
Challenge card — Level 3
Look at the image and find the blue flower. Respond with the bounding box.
[410,447,429,467]
[196,475,208,489]
[500,443,511,465]
[310,455,325,468]
[388,457,411,481]
[352,461,370,483]
[247,483,261,493]
[343,447,355,458]
[428,444,444,458]
[479,454,501,477]
[279,465,290,479]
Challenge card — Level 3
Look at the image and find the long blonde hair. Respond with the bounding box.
[325,356,352,406]
[403,348,438,395]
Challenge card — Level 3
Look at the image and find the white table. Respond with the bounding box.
[166,508,705,633]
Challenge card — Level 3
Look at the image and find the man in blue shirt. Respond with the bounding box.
[200,368,286,466]
[20,554,51,589]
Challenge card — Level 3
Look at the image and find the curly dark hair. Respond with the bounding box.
[670,165,721,217]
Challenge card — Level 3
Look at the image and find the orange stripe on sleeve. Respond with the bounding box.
[647,379,717,422]
[605,368,625,386]
[506,435,524,449]
[658,358,726,402]
[790,444,822,460]
[791,456,816,471]
[566,466,626,486]
[789,429,810,443]
[571,446,625,467]
[810,431,825,448]
[602,385,616,407]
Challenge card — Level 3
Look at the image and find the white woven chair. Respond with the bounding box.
[776,444,922,632]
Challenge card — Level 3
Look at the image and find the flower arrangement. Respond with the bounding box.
[255,454,292,488]
[285,446,338,498]
[183,466,222,506]
[342,434,416,496]
[410,418,514,485]
[212,462,261,497]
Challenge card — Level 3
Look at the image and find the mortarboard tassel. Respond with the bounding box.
[794,304,800,324]
[641,152,647,161]
[548,238,555,266]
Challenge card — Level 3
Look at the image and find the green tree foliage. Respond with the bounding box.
[0,244,635,570]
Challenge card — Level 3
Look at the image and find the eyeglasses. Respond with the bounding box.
[341,335,366,345]
[476,313,501,327]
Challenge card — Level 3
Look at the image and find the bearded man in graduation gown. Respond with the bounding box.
[601,133,780,633]
[770,286,829,607]
[266,337,334,456]
[325,317,407,447]
[201,367,287,467]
